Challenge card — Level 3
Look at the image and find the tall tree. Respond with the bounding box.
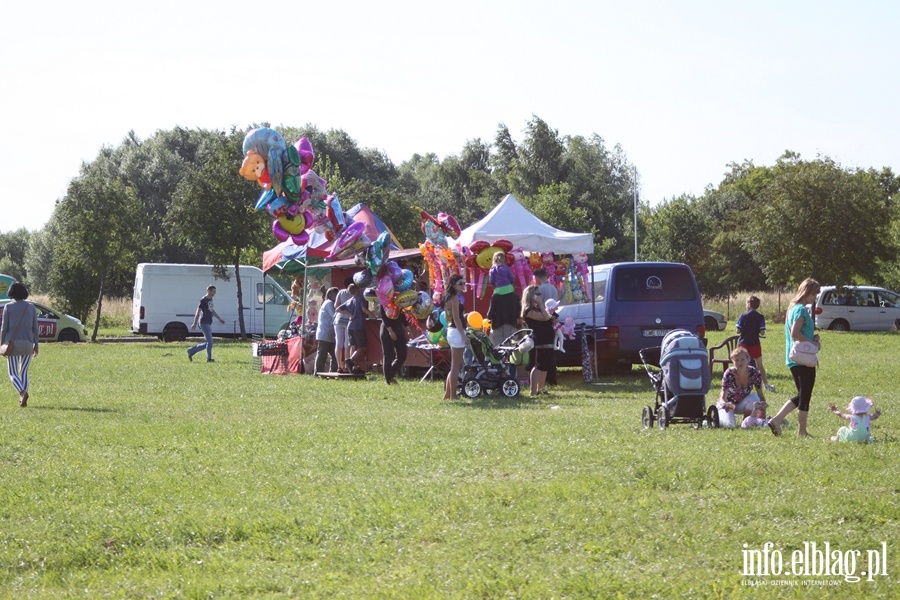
[510,115,566,196]
[563,134,636,262]
[167,129,268,340]
[744,154,894,287]
[639,194,713,272]
[50,149,142,338]
[0,228,31,283]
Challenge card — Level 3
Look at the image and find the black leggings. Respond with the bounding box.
[380,328,407,383]
[789,364,816,411]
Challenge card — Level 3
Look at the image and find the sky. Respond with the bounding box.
[2,0,898,233]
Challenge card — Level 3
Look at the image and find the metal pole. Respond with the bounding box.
[633,165,638,262]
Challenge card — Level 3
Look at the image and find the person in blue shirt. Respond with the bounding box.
[336,283,374,374]
[188,285,225,363]
[736,295,775,392]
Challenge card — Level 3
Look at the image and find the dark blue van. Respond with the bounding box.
[556,262,705,373]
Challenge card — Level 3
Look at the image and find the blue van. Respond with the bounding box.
[556,262,705,373]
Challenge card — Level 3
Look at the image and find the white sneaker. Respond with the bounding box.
[764,383,776,393]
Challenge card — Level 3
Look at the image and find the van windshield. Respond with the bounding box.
[614,266,697,302]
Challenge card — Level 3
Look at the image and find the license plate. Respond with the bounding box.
[642,328,671,337]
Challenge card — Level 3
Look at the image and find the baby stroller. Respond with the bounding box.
[639,329,718,430]
[457,328,533,398]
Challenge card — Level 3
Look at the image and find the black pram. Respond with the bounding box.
[639,329,718,429]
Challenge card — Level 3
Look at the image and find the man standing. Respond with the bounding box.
[188,285,225,363]
[534,268,558,303]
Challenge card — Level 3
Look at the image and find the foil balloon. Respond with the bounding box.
[328,222,370,260]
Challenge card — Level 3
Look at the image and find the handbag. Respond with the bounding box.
[0,306,32,357]
[789,340,819,367]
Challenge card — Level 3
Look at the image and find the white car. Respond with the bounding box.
[0,299,88,342]
[703,309,727,332]
[814,286,900,331]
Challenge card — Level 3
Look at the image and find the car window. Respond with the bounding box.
[35,304,59,319]
[613,267,697,302]
[823,291,851,305]
[590,271,609,302]
[877,290,900,307]
[853,291,877,307]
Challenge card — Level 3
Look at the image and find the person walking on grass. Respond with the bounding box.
[768,278,821,437]
[379,304,408,385]
[1,282,39,407]
[187,285,225,363]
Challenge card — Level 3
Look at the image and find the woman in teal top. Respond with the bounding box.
[768,278,821,437]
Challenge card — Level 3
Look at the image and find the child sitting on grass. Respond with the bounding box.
[829,396,881,443]
[740,401,771,428]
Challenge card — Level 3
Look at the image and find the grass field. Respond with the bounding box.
[0,329,897,598]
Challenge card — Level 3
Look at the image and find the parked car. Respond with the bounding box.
[814,286,900,331]
[703,309,727,331]
[555,262,705,374]
[0,299,88,342]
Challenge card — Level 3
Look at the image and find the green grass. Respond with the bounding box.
[0,330,897,598]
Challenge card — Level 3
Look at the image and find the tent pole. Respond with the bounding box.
[590,260,597,380]
[262,271,267,341]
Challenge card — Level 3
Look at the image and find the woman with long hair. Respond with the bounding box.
[768,277,821,436]
[1,282,39,407]
[521,284,554,396]
[442,274,470,400]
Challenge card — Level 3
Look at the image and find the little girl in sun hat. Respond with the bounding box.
[828,396,881,443]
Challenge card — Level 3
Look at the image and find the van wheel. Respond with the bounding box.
[162,323,188,342]
[828,320,850,331]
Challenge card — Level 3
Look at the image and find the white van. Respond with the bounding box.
[132,263,294,341]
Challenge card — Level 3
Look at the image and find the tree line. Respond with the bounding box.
[1,116,898,338]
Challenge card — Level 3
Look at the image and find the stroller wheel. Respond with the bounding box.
[706,405,720,428]
[500,378,520,397]
[657,406,668,430]
[641,405,653,429]
[462,379,482,398]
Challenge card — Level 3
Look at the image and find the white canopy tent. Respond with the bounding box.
[451,193,598,380]
[449,193,594,255]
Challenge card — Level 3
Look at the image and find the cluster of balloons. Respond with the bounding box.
[417,209,464,306]
[239,128,345,245]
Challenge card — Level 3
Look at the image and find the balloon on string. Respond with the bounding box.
[376,274,395,307]
[411,291,434,320]
[395,269,414,292]
[394,289,418,309]
[466,311,483,329]
[353,269,373,288]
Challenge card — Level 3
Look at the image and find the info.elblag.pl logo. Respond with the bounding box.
[742,542,889,583]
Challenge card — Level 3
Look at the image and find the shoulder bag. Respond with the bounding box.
[0,306,33,357]
[789,340,819,367]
